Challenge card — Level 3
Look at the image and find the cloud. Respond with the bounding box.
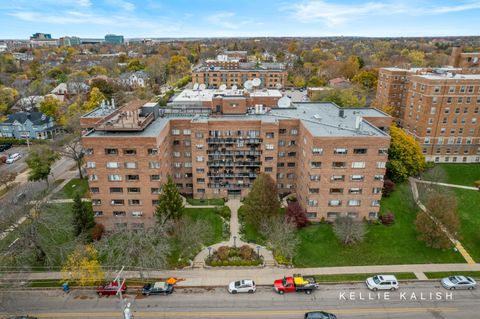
[205,12,238,29]
[289,0,480,26]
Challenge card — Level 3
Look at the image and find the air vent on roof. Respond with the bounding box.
[313,114,322,120]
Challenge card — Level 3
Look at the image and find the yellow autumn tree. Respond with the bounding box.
[62,244,104,286]
[83,87,106,112]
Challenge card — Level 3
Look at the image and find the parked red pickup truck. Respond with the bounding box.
[274,274,319,295]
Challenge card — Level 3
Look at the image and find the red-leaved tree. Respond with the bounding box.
[285,201,309,228]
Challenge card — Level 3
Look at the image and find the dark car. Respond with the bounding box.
[7,316,38,319]
[142,282,174,295]
[0,143,12,152]
[305,311,337,319]
[96,281,127,296]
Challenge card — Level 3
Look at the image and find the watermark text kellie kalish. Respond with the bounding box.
[339,291,453,301]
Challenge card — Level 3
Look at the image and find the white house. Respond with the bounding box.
[119,71,149,88]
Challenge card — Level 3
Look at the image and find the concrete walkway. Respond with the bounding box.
[2,263,480,287]
[409,177,476,264]
[191,198,275,268]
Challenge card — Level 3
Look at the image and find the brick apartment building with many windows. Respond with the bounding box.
[81,98,391,231]
[377,67,480,163]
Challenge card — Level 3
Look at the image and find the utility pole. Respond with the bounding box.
[113,266,133,319]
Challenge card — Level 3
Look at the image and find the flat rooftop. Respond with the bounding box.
[85,102,389,139]
[194,62,285,72]
[173,88,282,102]
[415,73,480,80]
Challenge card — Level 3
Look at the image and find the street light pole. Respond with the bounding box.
[208,246,212,259]
[233,236,237,248]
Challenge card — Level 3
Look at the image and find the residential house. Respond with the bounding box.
[119,71,149,88]
[0,111,59,139]
[329,77,351,88]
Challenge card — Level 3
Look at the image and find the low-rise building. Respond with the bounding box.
[119,71,149,88]
[0,111,58,139]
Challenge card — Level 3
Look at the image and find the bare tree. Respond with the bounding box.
[51,133,84,179]
[260,216,298,261]
[95,228,171,270]
[333,216,367,245]
[0,172,17,191]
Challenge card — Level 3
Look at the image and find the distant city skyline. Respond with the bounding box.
[1,0,480,39]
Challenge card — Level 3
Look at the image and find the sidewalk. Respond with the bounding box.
[2,263,480,287]
[409,177,476,264]
[191,198,275,268]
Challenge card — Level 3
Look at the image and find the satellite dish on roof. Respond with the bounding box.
[193,83,199,90]
[277,96,291,108]
[199,83,206,90]
[219,84,227,90]
[244,80,253,90]
[232,85,238,90]
[252,78,261,87]
[275,83,282,89]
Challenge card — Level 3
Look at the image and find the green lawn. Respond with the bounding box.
[53,178,89,199]
[294,184,465,267]
[314,273,417,283]
[186,197,225,206]
[425,271,480,279]
[183,208,225,245]
[432,164,480,186]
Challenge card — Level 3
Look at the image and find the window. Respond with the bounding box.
[353,148,367,154]
[172,129,180,135]
[110,187,123,193]
[430,107,436,114]
[309,188,320,194]
[124,162,137,169]
[173,152,181,158]
[148,148,158,155]
[374,175,384,181]
[349,188,362,194]
[265,156,274,161]
[287,162,296,167]
[132,212,143,218]
[92,199,102,206]
[127,187,140,194]
[306,212,317,219]
[94,211,103,217]
[183,129,191,135]
[86,161,96,168]
[327,212,339,220]
[331,175,345,181]
[196,156,204,162]
[113,211,126,217]
[371,200,380,207]
[278,140,285,147]
[108,174,121,181]
[309,174,320,181]
[184,162,192,168]
[351,162,366,169]
[149,162,160,168]
[266,132,274,138]
[105,148,118,155]
[378,148,388,155]
[312,148,323,155]
[173,163,182,168]
[288,140,296,146]
[197,178,205,184]
[265,167,273,173]
[106,162,120,168]
[348,200,361,207]
[424,137,430,144]
[150,175,160,181]
[290,129,298,135]
[85,148,94,155]
[288,152,296,157]
[279,128,287,134]
[330,188,343,194]
[332,162,346,168]
[90,187,99,194]
[307,199,318,207]
[195,132,204,138]
[196,144,204,150]
[373,187,382,194]
[111,199,124,206]
[196,168,205,174]
[126,175,139,181]
[310,161,322,168]
[351,175,364,181]
[287,173,295,179]
[128,199,142,206]
[123,149,136,155]
[328,200,341,207]
[334,148,347,155]
[376,162,386,169]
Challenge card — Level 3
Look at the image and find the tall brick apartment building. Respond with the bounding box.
[81,97,391,230]
[192,62,288,89]
[377,66,480,163]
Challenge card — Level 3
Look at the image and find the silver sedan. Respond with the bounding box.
[441,276,477,290]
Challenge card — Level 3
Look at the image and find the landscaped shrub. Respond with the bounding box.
[217,246,230,261]
[210,260,218,267]
[286,201,309,228]
[240,245,253,260]
[222,260,229,266]
[380,212,395,225]
[383,179,395,197]
[275,254,290,265]
[475,180,480,188]
[216,206,231,219]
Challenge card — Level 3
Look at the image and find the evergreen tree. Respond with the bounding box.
[243,173,281,231]
[72,193,95,240]
[155,175,184,225]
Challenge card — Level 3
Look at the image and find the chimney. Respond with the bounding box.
[339,109,345,118]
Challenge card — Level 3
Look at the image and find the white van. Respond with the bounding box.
[366,275,399,291]
[6,153,21,164]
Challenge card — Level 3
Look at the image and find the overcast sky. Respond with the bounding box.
[1,0,480,38]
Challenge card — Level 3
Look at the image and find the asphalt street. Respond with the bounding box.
[2,282,478,319]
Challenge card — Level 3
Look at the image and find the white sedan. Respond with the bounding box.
[228,279,256,294]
